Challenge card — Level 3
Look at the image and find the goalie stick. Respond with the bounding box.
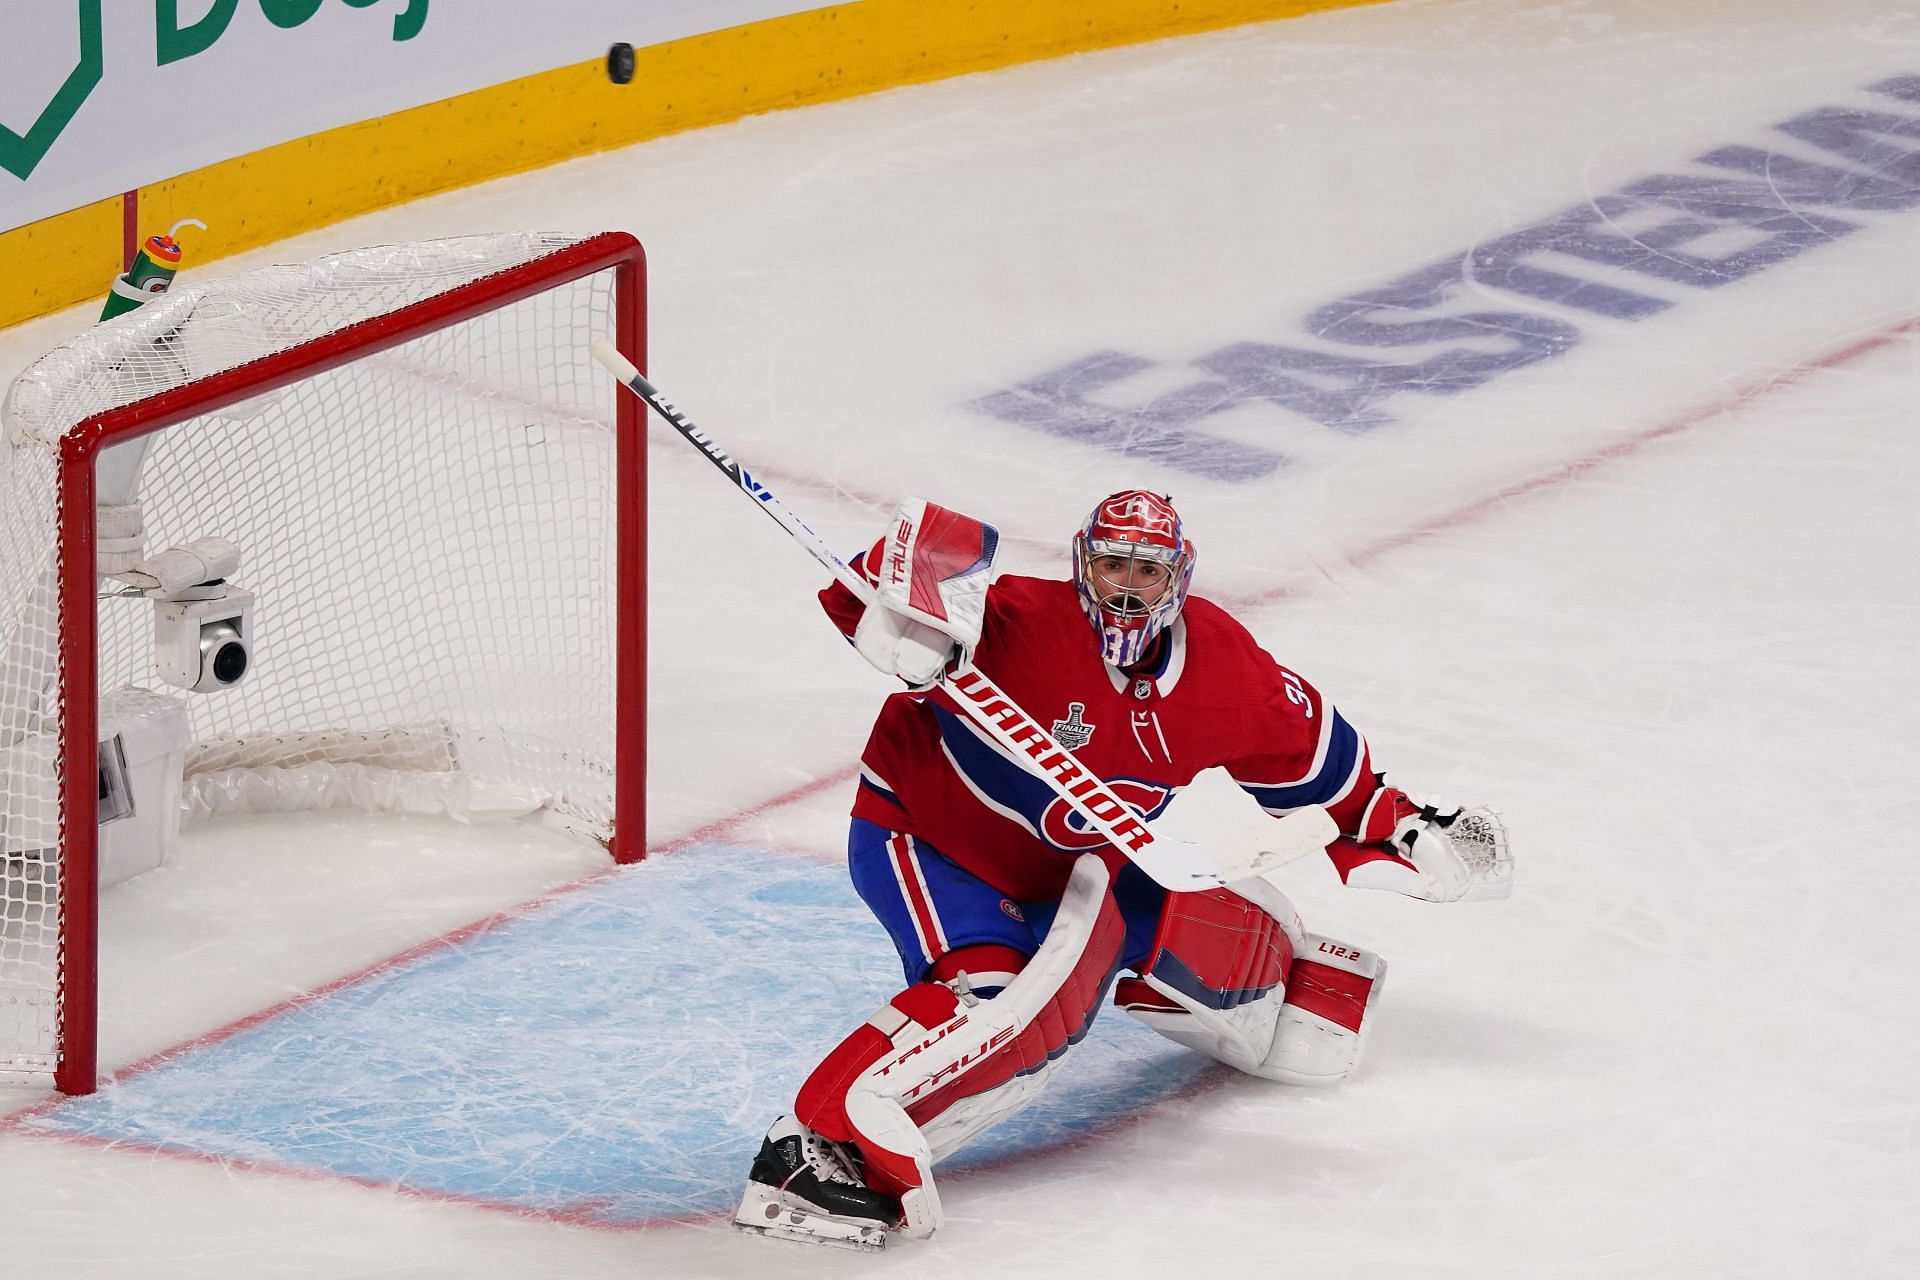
[589,340,1335,890]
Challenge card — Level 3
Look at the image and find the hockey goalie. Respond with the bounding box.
[732,490,1512,1250]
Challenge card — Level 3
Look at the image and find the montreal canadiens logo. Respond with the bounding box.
[1101,492,1177,536]
[1039,778,1174,851]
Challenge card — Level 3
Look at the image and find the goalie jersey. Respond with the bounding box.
[821,570,1388,900]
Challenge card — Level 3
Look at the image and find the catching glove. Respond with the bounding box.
[1351,785,1513,903]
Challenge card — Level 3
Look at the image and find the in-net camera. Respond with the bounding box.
[131,536,255,694]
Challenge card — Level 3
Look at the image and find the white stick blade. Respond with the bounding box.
[1214,805,1340,882]
[1124,834,1235,892]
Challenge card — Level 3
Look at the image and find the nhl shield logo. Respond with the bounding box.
[1051,702,1096,750]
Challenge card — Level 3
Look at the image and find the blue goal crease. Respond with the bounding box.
[26,843,1214,1226]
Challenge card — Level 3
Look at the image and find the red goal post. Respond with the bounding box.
[0,231,648,1095]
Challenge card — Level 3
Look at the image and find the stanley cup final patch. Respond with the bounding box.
[1051,702,1096,750]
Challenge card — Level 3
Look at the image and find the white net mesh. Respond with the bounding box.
[1,411,67,1075]
[0,233,633,1078]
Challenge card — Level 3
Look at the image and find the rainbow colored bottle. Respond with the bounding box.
[100,219,206,322]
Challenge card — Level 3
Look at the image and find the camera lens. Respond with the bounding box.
[199,620,249,687]
[212,641,249,684]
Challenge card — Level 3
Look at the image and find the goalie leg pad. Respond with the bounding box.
[1118,879,1385,1084]
[1114,877,1308,1071]
[1134,878,1306,1012]
[797,855,1125,1239]
[1262,934,1387,1085]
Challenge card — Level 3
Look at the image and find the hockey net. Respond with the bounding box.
[0,231,646,1093]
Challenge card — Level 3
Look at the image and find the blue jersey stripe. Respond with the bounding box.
[1237,710,1360,812]
[859,774,902,807]
[931,701,1063,827]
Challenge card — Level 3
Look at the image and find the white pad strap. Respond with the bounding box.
[94,502,146,574]
[853,607,955,689]
[1125,970,1282,1076]
[844,854,1122,1238]
[112,535,241,596]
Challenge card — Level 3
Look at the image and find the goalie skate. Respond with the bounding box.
[734,1183,891,1251]
[733,1115,898,1252]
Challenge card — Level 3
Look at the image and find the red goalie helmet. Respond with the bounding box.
[1071,490,1196,668]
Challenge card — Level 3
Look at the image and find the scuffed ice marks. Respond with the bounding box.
[971,75,1920,479]
[23,846,1211,1225]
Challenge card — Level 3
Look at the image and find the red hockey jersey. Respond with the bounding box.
[823,569,1390,900]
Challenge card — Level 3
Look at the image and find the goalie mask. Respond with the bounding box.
[1071,490,1195,669]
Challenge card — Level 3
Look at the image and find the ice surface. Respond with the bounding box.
[5,0,1920,1275]
[20,846,1217,1227]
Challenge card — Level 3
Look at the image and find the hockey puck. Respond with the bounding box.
[607,42,635,85]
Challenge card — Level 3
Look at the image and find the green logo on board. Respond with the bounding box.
[0,1,103,182]
[1,0,429,183]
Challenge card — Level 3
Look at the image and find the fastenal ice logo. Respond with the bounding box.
[969,74,1920,482]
